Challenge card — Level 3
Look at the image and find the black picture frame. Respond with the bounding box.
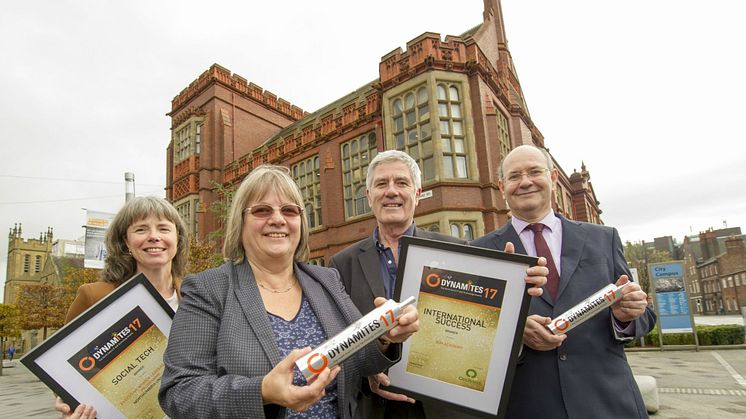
[388,236,537,418]
[20,273,175,419]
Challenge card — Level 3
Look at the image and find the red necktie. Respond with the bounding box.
[529,223,559,300]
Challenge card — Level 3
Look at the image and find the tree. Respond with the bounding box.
[187,236,224,274]
[0,304,21,376]
[624,241,674,293]
[16,283,68,341]
[60,266,100,309]
[206,180,235,241]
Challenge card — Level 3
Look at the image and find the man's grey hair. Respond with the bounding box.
[366,150,422,191]
[498,145,554,179]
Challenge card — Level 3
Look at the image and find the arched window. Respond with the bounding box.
[341,132,377,218]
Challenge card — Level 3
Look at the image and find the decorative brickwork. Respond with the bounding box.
[170,64,307,121]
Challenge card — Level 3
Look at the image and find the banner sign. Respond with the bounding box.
[649,261,693,333]
[84,210,114,269]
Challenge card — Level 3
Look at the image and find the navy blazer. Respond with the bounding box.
[159,261,399,419]
[471,216,655,419]
[329,227,466,419]
[329,227,466,315]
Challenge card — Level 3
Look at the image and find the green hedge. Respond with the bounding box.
[626,324,745,347]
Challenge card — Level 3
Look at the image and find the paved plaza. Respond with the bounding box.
[1,348,745,418]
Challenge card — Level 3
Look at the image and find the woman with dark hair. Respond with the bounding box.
[56,196,190,419]
[159,165,419,419]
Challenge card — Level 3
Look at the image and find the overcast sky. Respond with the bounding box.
[2,1,745,301]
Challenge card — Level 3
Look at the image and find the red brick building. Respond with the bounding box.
[682,227,746,314]
[165,0,603,264]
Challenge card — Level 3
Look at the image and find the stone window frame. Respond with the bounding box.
[382,71,477,187]
[292,155,322,229]
[341,132,377,219]
[449,221,475,241]
[173,117,205,164]
[23,254,30,273]
[175,196,200,237]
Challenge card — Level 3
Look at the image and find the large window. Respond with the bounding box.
[341,132,377,218]
[437,83,468,179]
[23,254,30,273]
[175,197,199,237]
[292,156,322,228]
[35,255,42,273]
[392,85,435,181]
[496,109,511,159]
[173,119,204,164]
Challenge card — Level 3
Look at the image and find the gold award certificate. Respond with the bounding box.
[68,306,168,418]
[406,266,506,391]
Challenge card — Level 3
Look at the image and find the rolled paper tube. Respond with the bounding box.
[547,282,630,335]
[295,296,417,379]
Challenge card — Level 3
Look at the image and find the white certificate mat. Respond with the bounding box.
[21,274,174,419]
[389,236,535,418]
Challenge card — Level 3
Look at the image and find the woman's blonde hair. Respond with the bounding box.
[223,165,310,263]
[102,196,189,292]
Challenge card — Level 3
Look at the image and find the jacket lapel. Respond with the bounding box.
[232,261,282,365]
[492,222,557,307]
[357,236,386,298]
[557,216,586,302]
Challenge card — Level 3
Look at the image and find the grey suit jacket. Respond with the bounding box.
[159,261,400,419]
[471,215,655,419]
[329,227,466,419]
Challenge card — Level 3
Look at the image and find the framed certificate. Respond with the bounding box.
[21,274,174,419]
[388,236,537,418]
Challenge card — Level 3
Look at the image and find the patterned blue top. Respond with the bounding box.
[268,295,338,418]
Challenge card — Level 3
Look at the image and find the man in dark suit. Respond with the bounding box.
[330,150,547,418]
[471,145,655,419]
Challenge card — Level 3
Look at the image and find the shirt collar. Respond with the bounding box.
[374,223,416,250]
[511,211,560,234]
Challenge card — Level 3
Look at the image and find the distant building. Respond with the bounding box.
[681,227,746,314]
[51,237,85,258]
[4,223,53,304]
[3,223,54,352]
[165,0,604,263]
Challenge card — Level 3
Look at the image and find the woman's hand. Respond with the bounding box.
[54,397,96,419]
[375,297,419,344]
[261,347,340,412]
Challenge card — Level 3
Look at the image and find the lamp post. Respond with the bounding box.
[125,172,135,202]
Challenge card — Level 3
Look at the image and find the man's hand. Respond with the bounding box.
[368,372,415,404]
[611,275,648,323]
[375,297,419,343]
[504,242,548,297]
[523,315,566,351]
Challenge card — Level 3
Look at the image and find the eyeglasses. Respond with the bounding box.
[243,204,303,218]
[504,168,550,183]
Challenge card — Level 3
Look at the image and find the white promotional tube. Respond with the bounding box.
[295,296,416,379]
[547,282,630,335]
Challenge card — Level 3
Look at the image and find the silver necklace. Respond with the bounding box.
[257,279,296,294]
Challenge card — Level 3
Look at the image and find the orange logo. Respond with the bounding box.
[603,290,616,302]
[307,352,329,374]
[425,273,441,288]
[553,318,569,331]
[79,356,95,371]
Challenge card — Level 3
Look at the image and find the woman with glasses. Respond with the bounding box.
[56,196,189,419]
[159,165,419,419]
